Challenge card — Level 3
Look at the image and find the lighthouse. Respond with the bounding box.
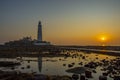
[34,21,51,45]
[38,21,42,41]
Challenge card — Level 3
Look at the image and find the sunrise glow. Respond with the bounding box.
[100,36,106,41]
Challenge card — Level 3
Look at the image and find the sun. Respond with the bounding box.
[101,36,106,41]
[96,34,111,46]
[97,34,108,42]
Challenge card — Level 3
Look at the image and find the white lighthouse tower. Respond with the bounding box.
[38,21,42,41]
[34,21,51,45]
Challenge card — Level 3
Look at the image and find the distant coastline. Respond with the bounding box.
[0,45,120,57]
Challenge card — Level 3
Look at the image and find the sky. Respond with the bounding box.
[0,0,120,45]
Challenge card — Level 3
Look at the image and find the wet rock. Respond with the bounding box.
[21,67,24,69]
[60,75,72,80]
[85,71,92,78]
[80,75,85,80]
[72,74,79,80]
[114,76,120,80]
[82,56,85,59]
[11,67,15,70]
[99,75,107,80]
[78,62,83,65]
[59,58,62,61]
[63,64,66,66]
[68,64,73,68]
[71,62,75,65]
[27,60,30,63]
[84,62,98,69]
[34,74,48,80]
[96,57,98,59]
[92,70,97,73]
[27,65,30,69]
[0,61,21,67]
[102,73,108,76]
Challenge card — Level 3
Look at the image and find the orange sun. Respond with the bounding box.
[96,34,111,46]
[100,36,106,41]
[97,34,108,42]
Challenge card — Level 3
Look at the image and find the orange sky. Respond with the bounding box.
[0,0,120,45]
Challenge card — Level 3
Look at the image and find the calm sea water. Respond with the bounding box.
[0,51,119,80]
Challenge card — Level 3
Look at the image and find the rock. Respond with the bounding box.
[80,75,85,80]
[21,67,24,69]
[27,65,30,69]
[102,73,108,76]
[72,74,79,80]
[68,64,73,68]
[114,76,120,80]
[92,70,97,73]
[0,61,21,67]
[99,75,107,80]
[63,64,66,66]
[85,71,92,78]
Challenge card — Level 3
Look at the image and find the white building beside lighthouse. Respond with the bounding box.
[34,21,51,45]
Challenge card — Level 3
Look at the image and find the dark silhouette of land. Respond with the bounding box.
[0,45,120,58]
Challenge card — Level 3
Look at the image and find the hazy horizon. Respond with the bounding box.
[1,0,120,46]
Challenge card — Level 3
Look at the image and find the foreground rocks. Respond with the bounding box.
[0,70,72,80]
[83,57,120,80]
[0,61,21,67]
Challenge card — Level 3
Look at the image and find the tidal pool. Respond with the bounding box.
[0,51,119,80]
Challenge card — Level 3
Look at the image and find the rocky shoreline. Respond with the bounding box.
[0,70,72,80]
